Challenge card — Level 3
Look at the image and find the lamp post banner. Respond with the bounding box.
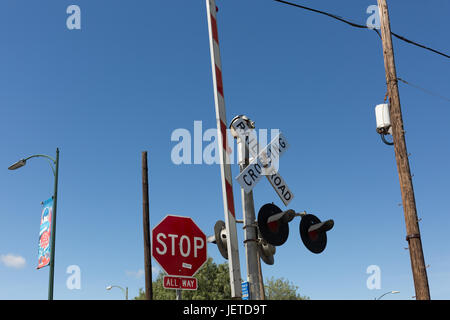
[38,197,53,269]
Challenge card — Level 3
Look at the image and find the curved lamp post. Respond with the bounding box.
[376,290,400,300]
[8,148,60,300]
[106,285,128,300]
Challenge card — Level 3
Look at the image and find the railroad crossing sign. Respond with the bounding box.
[152,215,207,278]
[231,116,294,206]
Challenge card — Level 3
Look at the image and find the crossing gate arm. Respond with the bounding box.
[206,0,242,299]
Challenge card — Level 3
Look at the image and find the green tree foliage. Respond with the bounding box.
[134,257,231,300]
[134,257,308,300]
[264,276,309,300]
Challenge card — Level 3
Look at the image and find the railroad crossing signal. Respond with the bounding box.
[210,218,277,266]
[300,214,334,254]
[213,220,228,260]
[257,203,334,253]
[258,237,276,265]
[257,203,290,246]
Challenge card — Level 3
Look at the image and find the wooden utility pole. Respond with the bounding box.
[142,151,153,300]
[377,0,430,300]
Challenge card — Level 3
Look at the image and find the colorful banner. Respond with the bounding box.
[38,197,53,269]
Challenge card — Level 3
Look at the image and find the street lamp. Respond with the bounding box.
[376,291,400,300]
[8,148,60,300]
[106,285,128,300]
[8,159,26,170]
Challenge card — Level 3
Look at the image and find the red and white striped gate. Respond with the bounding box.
[206,0,242,298]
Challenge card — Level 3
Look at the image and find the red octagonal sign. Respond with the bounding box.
[152,215,207,277]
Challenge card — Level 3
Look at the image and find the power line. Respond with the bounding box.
[391,32,450,59]
[397,77,450,103]
[274,0,367,29]
[274,0,450,59]
[273,0,450,103]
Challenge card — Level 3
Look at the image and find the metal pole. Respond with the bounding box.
[142,151,153,300]
[176,289,182,300]
[377,0,430,300]
[48,148,59,300]
[237,137,262,300]
[257,250,266,300]
[376,291,399,300]
[106,285,128,300]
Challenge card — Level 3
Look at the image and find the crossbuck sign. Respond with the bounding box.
[231,117,294,206]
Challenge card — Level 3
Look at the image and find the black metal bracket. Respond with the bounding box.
[406,234,421,242]
[380,133,394,146]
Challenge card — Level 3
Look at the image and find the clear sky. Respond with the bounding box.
[0,0,449,300]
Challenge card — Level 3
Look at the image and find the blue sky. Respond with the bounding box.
[0,0,449,300]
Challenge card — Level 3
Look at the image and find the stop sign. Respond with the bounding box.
[152,215,207,277]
